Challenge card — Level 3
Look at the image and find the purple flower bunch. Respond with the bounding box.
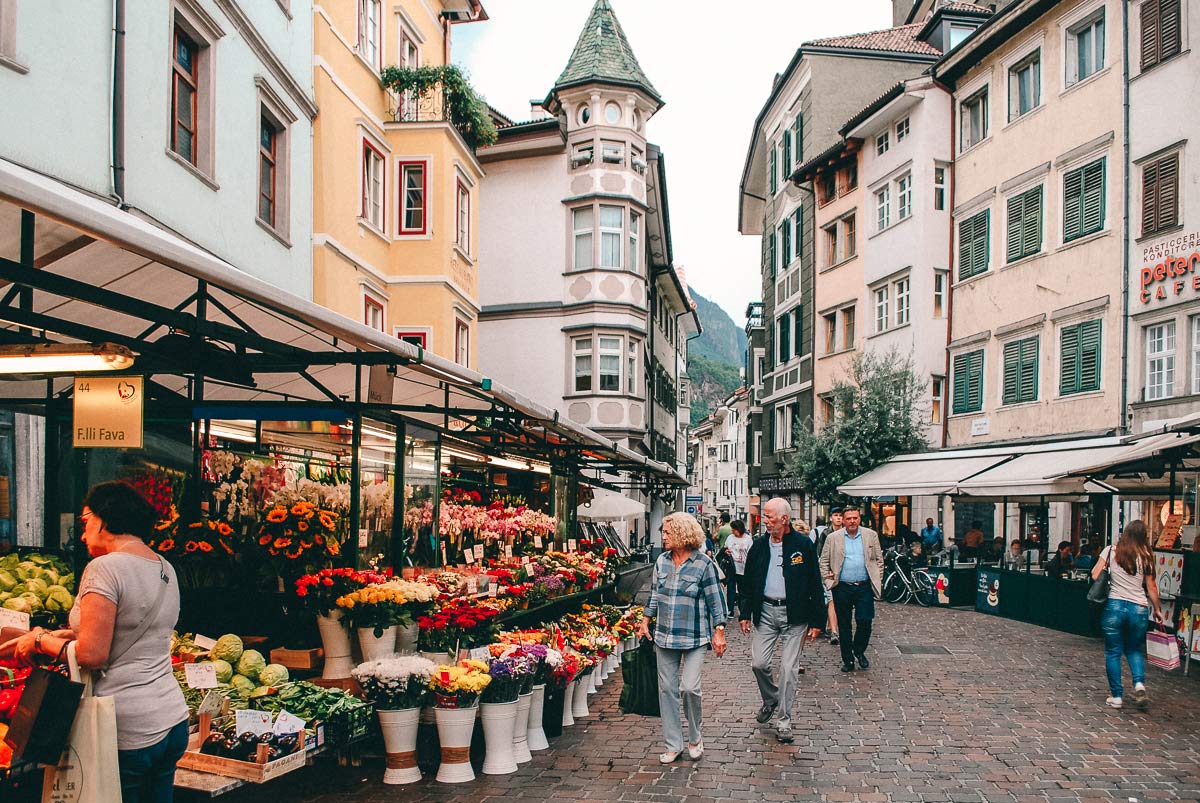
[541,575,565,594]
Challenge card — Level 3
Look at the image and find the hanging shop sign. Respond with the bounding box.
[72,376,143,448]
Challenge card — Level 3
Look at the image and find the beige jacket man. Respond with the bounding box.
[819,526,884,598]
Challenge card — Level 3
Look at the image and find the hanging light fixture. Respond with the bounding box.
[0,342,135,375]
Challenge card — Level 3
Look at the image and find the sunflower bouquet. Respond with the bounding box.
[146,511,236,587]
[428,659,491,708]
[255,500,342,576]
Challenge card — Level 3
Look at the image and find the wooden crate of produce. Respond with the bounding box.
[308,676,363,697]
[175,715,306,783]
[269,647,323,671]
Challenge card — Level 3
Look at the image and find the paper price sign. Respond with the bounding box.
[235,709,273,737]
[0,607,31,632]
[469,647,491,661]
[197,690,225,716]
[184,662,218,689]
[463,548,475,565]
[273,710,306,735]
[521,555,531,566]
[503,545,513,559]
[467,577,479,594]
[567,539,577,552]
[533,536,543,549]
[473,544,485,561]
[487,585,497,598]
[192,634,218,650]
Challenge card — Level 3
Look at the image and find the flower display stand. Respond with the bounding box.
[480,700,518,775]
[316,611,354,679]
[433,705,478,784]
[513,692,533,763]
[377,708,421,785]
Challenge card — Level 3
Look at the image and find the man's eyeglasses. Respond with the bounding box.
[78,511,94,529]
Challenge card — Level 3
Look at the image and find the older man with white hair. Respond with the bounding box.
[738,497,825,743]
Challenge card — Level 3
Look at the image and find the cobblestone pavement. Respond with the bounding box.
[212,605,1200,803]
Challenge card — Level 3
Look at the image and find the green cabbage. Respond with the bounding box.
[209,659,233,683]
[229,674,256,696]
[2,596,32,614]
[257,664,289,687]
[14,562,38,582]
[211,634,244,664]
[18,593,43,613]
[235,649,266,682]
[59,573,76,592]
[0,555,17,569]
[44,585,74,613]
[23,578,48,596]
[0,570,16,592]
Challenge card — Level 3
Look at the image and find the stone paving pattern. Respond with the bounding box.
[209,605,1200,803]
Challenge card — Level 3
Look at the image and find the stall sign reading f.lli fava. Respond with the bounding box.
[73,376,143,448]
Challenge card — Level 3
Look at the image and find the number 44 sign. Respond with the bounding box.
[73,376,143,448]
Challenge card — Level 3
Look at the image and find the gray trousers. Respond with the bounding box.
[750,603,806,727]
[655,645,707,752]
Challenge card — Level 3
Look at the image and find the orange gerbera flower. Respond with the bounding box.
[318,514,336,530]
[291,503,308,516]
[219,539,234,555]
[259,535,272,546]
[274,537,292,549]
[188,522,203,530]
[157,539,175,553]
[198,541,213,552]
[269,548,279,556]
[297,521,309,532]
[300,539,313,548]
[314,534,324,545]
[217,522,233,536]
[327,539,341,556]
[285,546,304,559]
[266,509,287,523]
[185,541,199,552]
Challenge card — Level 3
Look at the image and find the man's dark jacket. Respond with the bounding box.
[738,527,826,628]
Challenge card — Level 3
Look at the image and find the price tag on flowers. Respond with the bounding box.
[568,539,577,552]
[473,544,484,561]
[463,548,474,565]
[533,536,543,549]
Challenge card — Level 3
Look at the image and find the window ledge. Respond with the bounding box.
[453,244,475,265]
[1000,251,1048,272]
[564,391,643,401]
[358,218,389,243]
[1003,103,1045,132]
[820,255,858,274]
[867,322,912,340]
[958,135,993,159]
[1060,65,1111,98]
[869,214,914,240]
[1131,49,1191,83]
[819,347,856,360]
[948,410,985,420]
[352,47,380,77]
[0,54,29,75]
[952,270,991,290]
[999,399,1040,411]
[1132,392,1195,409]
[165,149,219,191]
[1056,228,1111,254]
[1053,389,1105,403]
[1136,223,1186,244]
[255,217,292,249]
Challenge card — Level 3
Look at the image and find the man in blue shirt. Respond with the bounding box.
[819,506,884,673]
[920,518,943,556]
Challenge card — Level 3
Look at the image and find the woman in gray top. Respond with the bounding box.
[15,481,189,803]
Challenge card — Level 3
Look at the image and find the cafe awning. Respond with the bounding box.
[837,452,1013,497]
[0,157,684,487]
[954,439,1129,499]
[1047,430,1200,493]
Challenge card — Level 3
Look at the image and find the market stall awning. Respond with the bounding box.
[837,452,1014,497]
[577,488,647,521]
[953,440,1130,499]
[0,157,683,487]
[1047,430,1200,493]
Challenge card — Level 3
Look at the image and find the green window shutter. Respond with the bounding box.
[958,218,973,280]
[968,351,984,411]
[782,130,791,175]
[1081,158,1105,236]
[1022,187,1042,257]
[1006,194,1024,263]
[1060,324,1080,395]
[794,207,804,255]
[781,221,791,265]
[1019,338,1038,402]
[1064,166,1083,241]
[1002,341,1020,404]
[953,353,970,413]
[795,114,804,164]
[1079,320,1102,391]
[959,211,990,280]
[768,232,776,279]
[770,146,777,195]
[794,304,803,356]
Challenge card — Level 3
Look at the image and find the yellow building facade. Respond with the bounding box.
[312,1,486,367]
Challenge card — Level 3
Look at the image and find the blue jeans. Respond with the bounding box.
[1101,599,1148,698]
[117,719,189,803]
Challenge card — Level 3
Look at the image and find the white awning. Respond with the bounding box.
[954,442,1132,498]
[838,452,1014,497]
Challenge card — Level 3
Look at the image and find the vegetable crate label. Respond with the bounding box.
[184,662,219,689]
[235,710,273,736]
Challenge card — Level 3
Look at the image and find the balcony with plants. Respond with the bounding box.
[380,65,498,151]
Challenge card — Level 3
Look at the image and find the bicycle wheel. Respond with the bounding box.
[882,571,908,604]
[912,570,936,607]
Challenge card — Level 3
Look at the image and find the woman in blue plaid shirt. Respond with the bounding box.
[637,512,729,764]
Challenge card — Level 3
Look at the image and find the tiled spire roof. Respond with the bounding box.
[552,0,660,102]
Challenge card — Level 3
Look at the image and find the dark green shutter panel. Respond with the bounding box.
[1081,159,1105,235]
[782,130,791,174]
[794,304,803,356]
[1143,160,1159,235]
[1022,187,1042,256]
[1158,154,1179,230]
[1079,320,1102,392]
[795,114,804,164]
[1060,325,1080,395]
[1003,341,1020,404]
[972,212,989,276]
[781,221,791,265]
[958,218,973,279]
[794,208,804,256]
[1019,338,1038,402]
[1006,194,1024,263]
[968,352,984,411]
[770,147,777,195]
[953,353,970,413]
[1064,167,1083,241]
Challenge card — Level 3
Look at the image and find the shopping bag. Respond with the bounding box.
[1146,626,1181,672]
[41,643,120,803]
[4,663,84,765]
[618,639,659,717]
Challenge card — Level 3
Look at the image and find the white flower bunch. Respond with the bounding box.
[353,655,437,709]
[544,648,564,668]
[380,579,438,604]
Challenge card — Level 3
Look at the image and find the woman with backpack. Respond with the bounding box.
[1091,520,1165,710]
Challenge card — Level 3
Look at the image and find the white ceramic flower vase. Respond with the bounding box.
[377,708,421,785]
[527,685,549,751]
[512,692,533,764]
[593,665,604,688]
[480,700,518,775]
[434,705,478,784]
[561,682,576,727]
[571,678,590,719]
[395,621,420,654]
[357,626,398,662]
[585,671,597,695]
[420,650,452,666]
[316,611,354,680]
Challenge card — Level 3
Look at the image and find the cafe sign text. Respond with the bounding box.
[1139,230,1200,305]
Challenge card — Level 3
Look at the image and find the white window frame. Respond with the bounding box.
[895,276,910,326]
[628,211,641,275]
[598,205,624,269]
[396,158,429,237]
[896,117,910,142]
[357,0,381,68]
[1146,320,1176,400]
[1061,1,1106,90]
[255,80,296,243]
[774,403,795,451]
[168,2,222,184]
[455,318,470,367]
[950,24,974,49]
[876,131,890,156]
[363,290,386,331]
[934,271,948,317]
[597,335,622,392]
[455,179,470,256]
[0,0,26,73]
[897,173,912,221]
[876,186,891,231]
[572,206,594,270]
[601,139,624,165]
[1007,46,1042,122]
[360,136,386,234]
[573,336,593,392]
[875,286,890,333]
[931,376,945,424]
[959,82,989,152]
[628,338,640,394]
[934,164,948,211]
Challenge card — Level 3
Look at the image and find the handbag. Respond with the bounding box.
[4,659,84,765]
[41,642,121,803]
[1146,624,1181,671]
[618,638,660,717]
[1086,547,1110,605]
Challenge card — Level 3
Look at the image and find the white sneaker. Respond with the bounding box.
[1105,696,1123,708]
[1133,683,1148,708]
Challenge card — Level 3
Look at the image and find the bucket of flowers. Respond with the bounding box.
[255,500,342,580]
[479,649,537,774]
[352,655,437,784]
[428,659,491,783]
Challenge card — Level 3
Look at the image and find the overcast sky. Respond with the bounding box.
[453,0,895,324]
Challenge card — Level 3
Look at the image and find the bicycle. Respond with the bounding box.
[881,545,936,606]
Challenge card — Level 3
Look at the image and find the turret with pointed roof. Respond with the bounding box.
[545,0,662,112]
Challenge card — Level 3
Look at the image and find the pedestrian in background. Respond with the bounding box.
[1091,521,1164,710]
[820,506,883,672]
[920,517,942,555]
[739,498,824,743]
[820,508,843,643]
[714,512,733,551]
[724,519,753,615]
[638,512,728,763]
